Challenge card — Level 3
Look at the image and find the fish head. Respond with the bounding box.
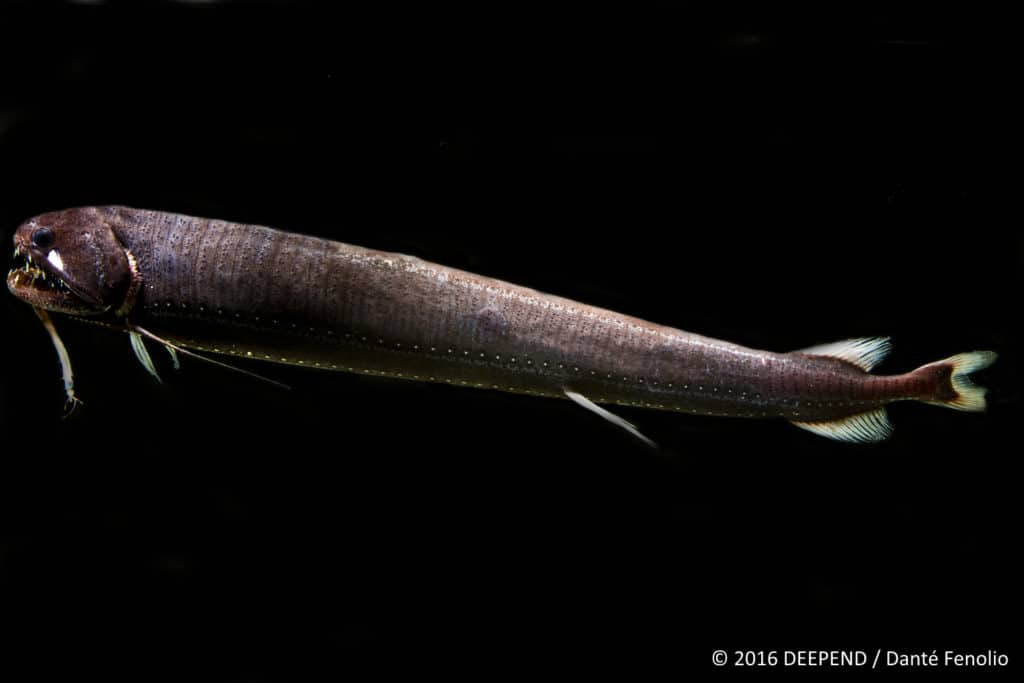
[7,207,136,316]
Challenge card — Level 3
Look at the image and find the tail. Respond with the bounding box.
[915,351,998,412]
[790,339,996,443]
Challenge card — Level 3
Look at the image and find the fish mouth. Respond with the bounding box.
[6,245,94,313]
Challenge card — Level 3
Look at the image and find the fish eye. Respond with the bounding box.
[31,226,55,249]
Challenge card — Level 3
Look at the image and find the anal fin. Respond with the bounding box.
[791,408,892,443]
[563,389,658,449]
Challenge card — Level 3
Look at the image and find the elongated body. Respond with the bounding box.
[7,206,996,442]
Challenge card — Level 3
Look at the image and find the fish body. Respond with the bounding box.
[7,206,996,442]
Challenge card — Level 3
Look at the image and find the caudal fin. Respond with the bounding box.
[917,351,998,412]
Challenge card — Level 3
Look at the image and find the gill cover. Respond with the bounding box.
[8,207,135,315]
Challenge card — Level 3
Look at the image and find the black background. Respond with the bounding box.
[1,1,1019,678]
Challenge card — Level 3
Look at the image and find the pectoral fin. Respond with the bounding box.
[128,325,290,391]
[563,389,658,449]
[129,330,163,383]
[165,344,180,370]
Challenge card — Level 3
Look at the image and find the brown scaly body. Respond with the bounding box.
[7,206,996,443]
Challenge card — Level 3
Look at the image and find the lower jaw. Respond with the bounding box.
[6,272,88,314]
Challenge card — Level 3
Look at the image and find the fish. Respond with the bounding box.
[7,206,997,444]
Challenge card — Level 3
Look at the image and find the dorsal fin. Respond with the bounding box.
[796,336,892,372]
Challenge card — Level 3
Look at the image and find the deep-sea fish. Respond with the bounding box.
[7,206,996,444]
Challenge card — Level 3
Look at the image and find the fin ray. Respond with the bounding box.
[920,350,998,412]
[129,330,163,383]
[791,408,892,443]
[129,325,290,391]
[563,389,658,449]
[165,345,181,370]
[797,337,892,371]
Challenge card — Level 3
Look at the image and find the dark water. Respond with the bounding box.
[1,3,1018,678]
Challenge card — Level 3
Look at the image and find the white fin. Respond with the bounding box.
[797,336,892,371]
[130,325,291,391]
[928,350,998,412]
[165,344,181,370]
[34,307,83,415]
[563,389,658,449]
[791,408,892,443]
[129,330,163,383]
